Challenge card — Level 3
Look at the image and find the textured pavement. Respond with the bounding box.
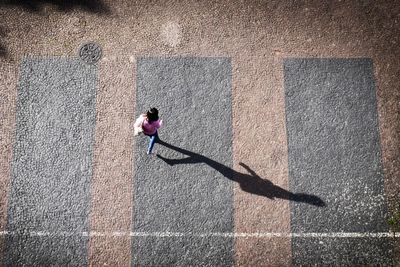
[285,58,391,265]
[0,1,399,266]
[5,58,97,266]
[133,57,234,266]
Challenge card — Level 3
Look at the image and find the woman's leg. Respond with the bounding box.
[147,132,159,154]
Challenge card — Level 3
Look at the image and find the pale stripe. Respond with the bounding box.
[0,231,398,238]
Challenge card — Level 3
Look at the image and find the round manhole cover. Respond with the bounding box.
[79,42,102,64]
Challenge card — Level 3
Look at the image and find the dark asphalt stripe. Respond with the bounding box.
[133,236,233,266]
[284,58,392,265]
[292,237,394,266]
[132,57,234,266]
[5,58,97,266]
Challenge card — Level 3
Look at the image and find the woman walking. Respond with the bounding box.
[134,108,163,155]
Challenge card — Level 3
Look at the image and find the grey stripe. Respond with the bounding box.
[292,237,394,266]
[5,58,97,266]
[133,57,234,266]
[284,58,392,265]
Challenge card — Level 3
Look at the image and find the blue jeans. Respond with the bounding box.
[145,131,159,154]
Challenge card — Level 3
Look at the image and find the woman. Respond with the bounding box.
[134,108,163,155]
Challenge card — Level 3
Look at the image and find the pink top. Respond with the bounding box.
[134,114,163,135]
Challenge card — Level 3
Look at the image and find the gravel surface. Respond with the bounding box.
[132,57,234,266]
[0,1,399,266]
[5,58,97,266]
[284,58,391,264]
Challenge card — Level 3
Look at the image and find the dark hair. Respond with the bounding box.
[146,108,159,122]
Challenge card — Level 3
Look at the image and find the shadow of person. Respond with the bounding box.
[156,139,325,207]
[1,0,110,14]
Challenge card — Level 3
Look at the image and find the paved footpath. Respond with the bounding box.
[0,1,399,266]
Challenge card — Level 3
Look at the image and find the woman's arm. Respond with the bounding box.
[155,119,163,129]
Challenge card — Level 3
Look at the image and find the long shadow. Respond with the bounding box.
[0,0,110,14]
[0,0,110,58]
[156,139,326,207]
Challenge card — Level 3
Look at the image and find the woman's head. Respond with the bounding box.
[146,108,159,122]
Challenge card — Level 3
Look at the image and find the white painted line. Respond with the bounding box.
[130,232,399,238]
[0,231,399,238]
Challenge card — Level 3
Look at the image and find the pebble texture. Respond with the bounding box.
[0,63,18,267]
[284,58,391,264]
[292,237,394,266]
[0,1,399,266]
[133,236,233,266]
[132,57,234,266]
[88,59,135,266]
[5,58,97,266]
